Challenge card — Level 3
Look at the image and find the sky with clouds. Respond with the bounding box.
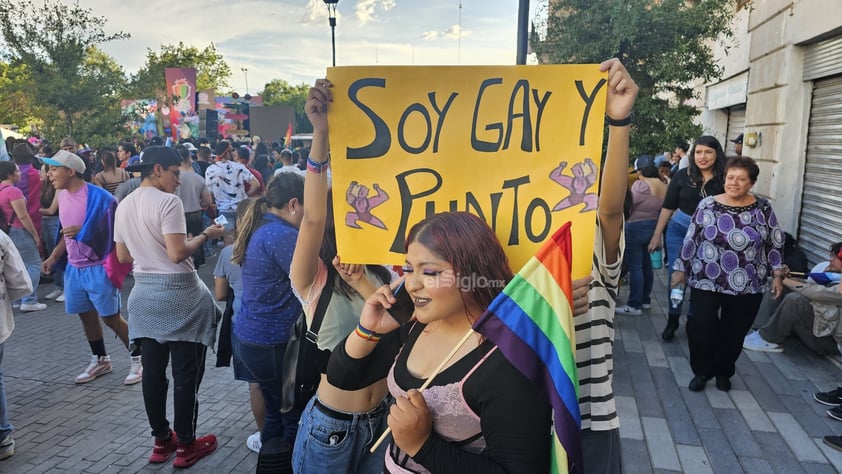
[76,0,539,95]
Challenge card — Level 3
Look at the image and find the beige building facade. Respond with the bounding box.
[700,0,842,264]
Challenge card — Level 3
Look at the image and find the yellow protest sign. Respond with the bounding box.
[327,65,607,275]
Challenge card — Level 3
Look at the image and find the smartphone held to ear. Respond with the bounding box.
[387,281,415,325]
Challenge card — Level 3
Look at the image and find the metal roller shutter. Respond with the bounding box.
[804,36,842,81]
[725,107,745,156]
[797,75,842,266]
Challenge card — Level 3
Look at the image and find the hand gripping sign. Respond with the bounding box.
[328,65,607,275]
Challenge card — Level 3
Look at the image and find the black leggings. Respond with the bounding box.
[138,338,207,443]
[687,289,763,378]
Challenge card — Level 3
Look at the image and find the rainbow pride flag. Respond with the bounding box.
[472,221,581,473]
[284,122,293,149]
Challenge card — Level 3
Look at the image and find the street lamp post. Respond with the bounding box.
[241,67,249,95]
[323,0,339,67]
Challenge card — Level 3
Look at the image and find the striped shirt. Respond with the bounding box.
[575,220,623,431]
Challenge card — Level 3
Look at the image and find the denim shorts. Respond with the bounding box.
[292,395,390,474]
[230,333,258,383]
[64,264,121,316]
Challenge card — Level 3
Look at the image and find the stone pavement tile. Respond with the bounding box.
[212,443,255,473]
[774,354,811,382]
[612,340,634,397]
[642,338,669,369]
[616,395,643,440]
[642,416,681,471]
[768,412,828,463]
[675,444,713,474]
[755,360,802,397]
[627,352,664,418]
[752,431,807,474]
[815,437,842,472]
[713,407,763,457]
[620,438,652,473]
[730,390,776,432]
[738,456,775,473]
[705,386,735,409]
[697,427,742,473]
[666,355,693,388]
[739,362,787,412]
[798,463,838,474]
[616,313,643,353]
[778,394,837,438]
[651,366,700,445]
[682,388,720,431]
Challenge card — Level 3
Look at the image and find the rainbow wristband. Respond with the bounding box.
[354,323,382,342]
[307,156,330,174]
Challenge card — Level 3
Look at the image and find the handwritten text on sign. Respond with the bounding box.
[328,65,606,274]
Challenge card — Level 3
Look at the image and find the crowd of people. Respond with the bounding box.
[616,125,842,450]
[0,58,639,472]
[1,54,837,471]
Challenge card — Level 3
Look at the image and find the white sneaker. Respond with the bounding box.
[246,431,261,453]
[124,355,143,385]
[614,305,642,315]
[75,355,113,383]
[743,330,783,353]
[20,303,47,312]
[45,288,63,300]
[641,303,652,309]
[56,293,65,302]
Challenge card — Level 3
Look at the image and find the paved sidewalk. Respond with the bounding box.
[2,253,842,472]
[2,254,259,473]
[614,268,842,473]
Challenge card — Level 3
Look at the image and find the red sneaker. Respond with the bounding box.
[173,434,217,468]
[149,430,177,463]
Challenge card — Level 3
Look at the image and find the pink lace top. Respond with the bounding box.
[384,340,496,473]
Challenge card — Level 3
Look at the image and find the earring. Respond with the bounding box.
[291,209,296,215]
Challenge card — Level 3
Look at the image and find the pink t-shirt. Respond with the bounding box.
[0,184,24,229]
[114,186,193,274]
[57,185,101,267]
[17,164,42,233]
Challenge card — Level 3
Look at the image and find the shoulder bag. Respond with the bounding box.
[281,274,334,413]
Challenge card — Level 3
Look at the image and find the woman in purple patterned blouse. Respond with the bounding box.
[671,156,784,393]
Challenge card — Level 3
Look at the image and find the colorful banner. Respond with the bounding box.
[165,68,198,140]
[120,99,159,138]
[328,65,607,274]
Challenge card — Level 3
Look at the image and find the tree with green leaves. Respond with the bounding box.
[261,79,313,133]
[0,61,39,131]
[128,42,232,99]
[532,0,735,157]
[0,0,130,140]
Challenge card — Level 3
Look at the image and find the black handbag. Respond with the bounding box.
[281,276,334,413]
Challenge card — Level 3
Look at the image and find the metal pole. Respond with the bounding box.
[329,17,337,67]
[516,0,529,64]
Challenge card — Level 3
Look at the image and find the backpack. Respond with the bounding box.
[0,184,16,234]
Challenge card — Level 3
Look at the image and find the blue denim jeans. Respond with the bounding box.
[9,227,41,304]
[231,333,300,447]
[292,396,389,474]
[625,219,657,309]
[0,342,11,439]
[41,215,63,289]
[665,210,692,316]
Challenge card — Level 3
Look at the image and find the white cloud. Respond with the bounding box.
[421,24,471,41]
[355,0,396,25]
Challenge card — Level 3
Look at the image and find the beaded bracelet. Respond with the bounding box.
[307,156,330,174]
[354,323,382,342]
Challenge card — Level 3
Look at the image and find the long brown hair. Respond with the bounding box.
[231,173,304,265]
